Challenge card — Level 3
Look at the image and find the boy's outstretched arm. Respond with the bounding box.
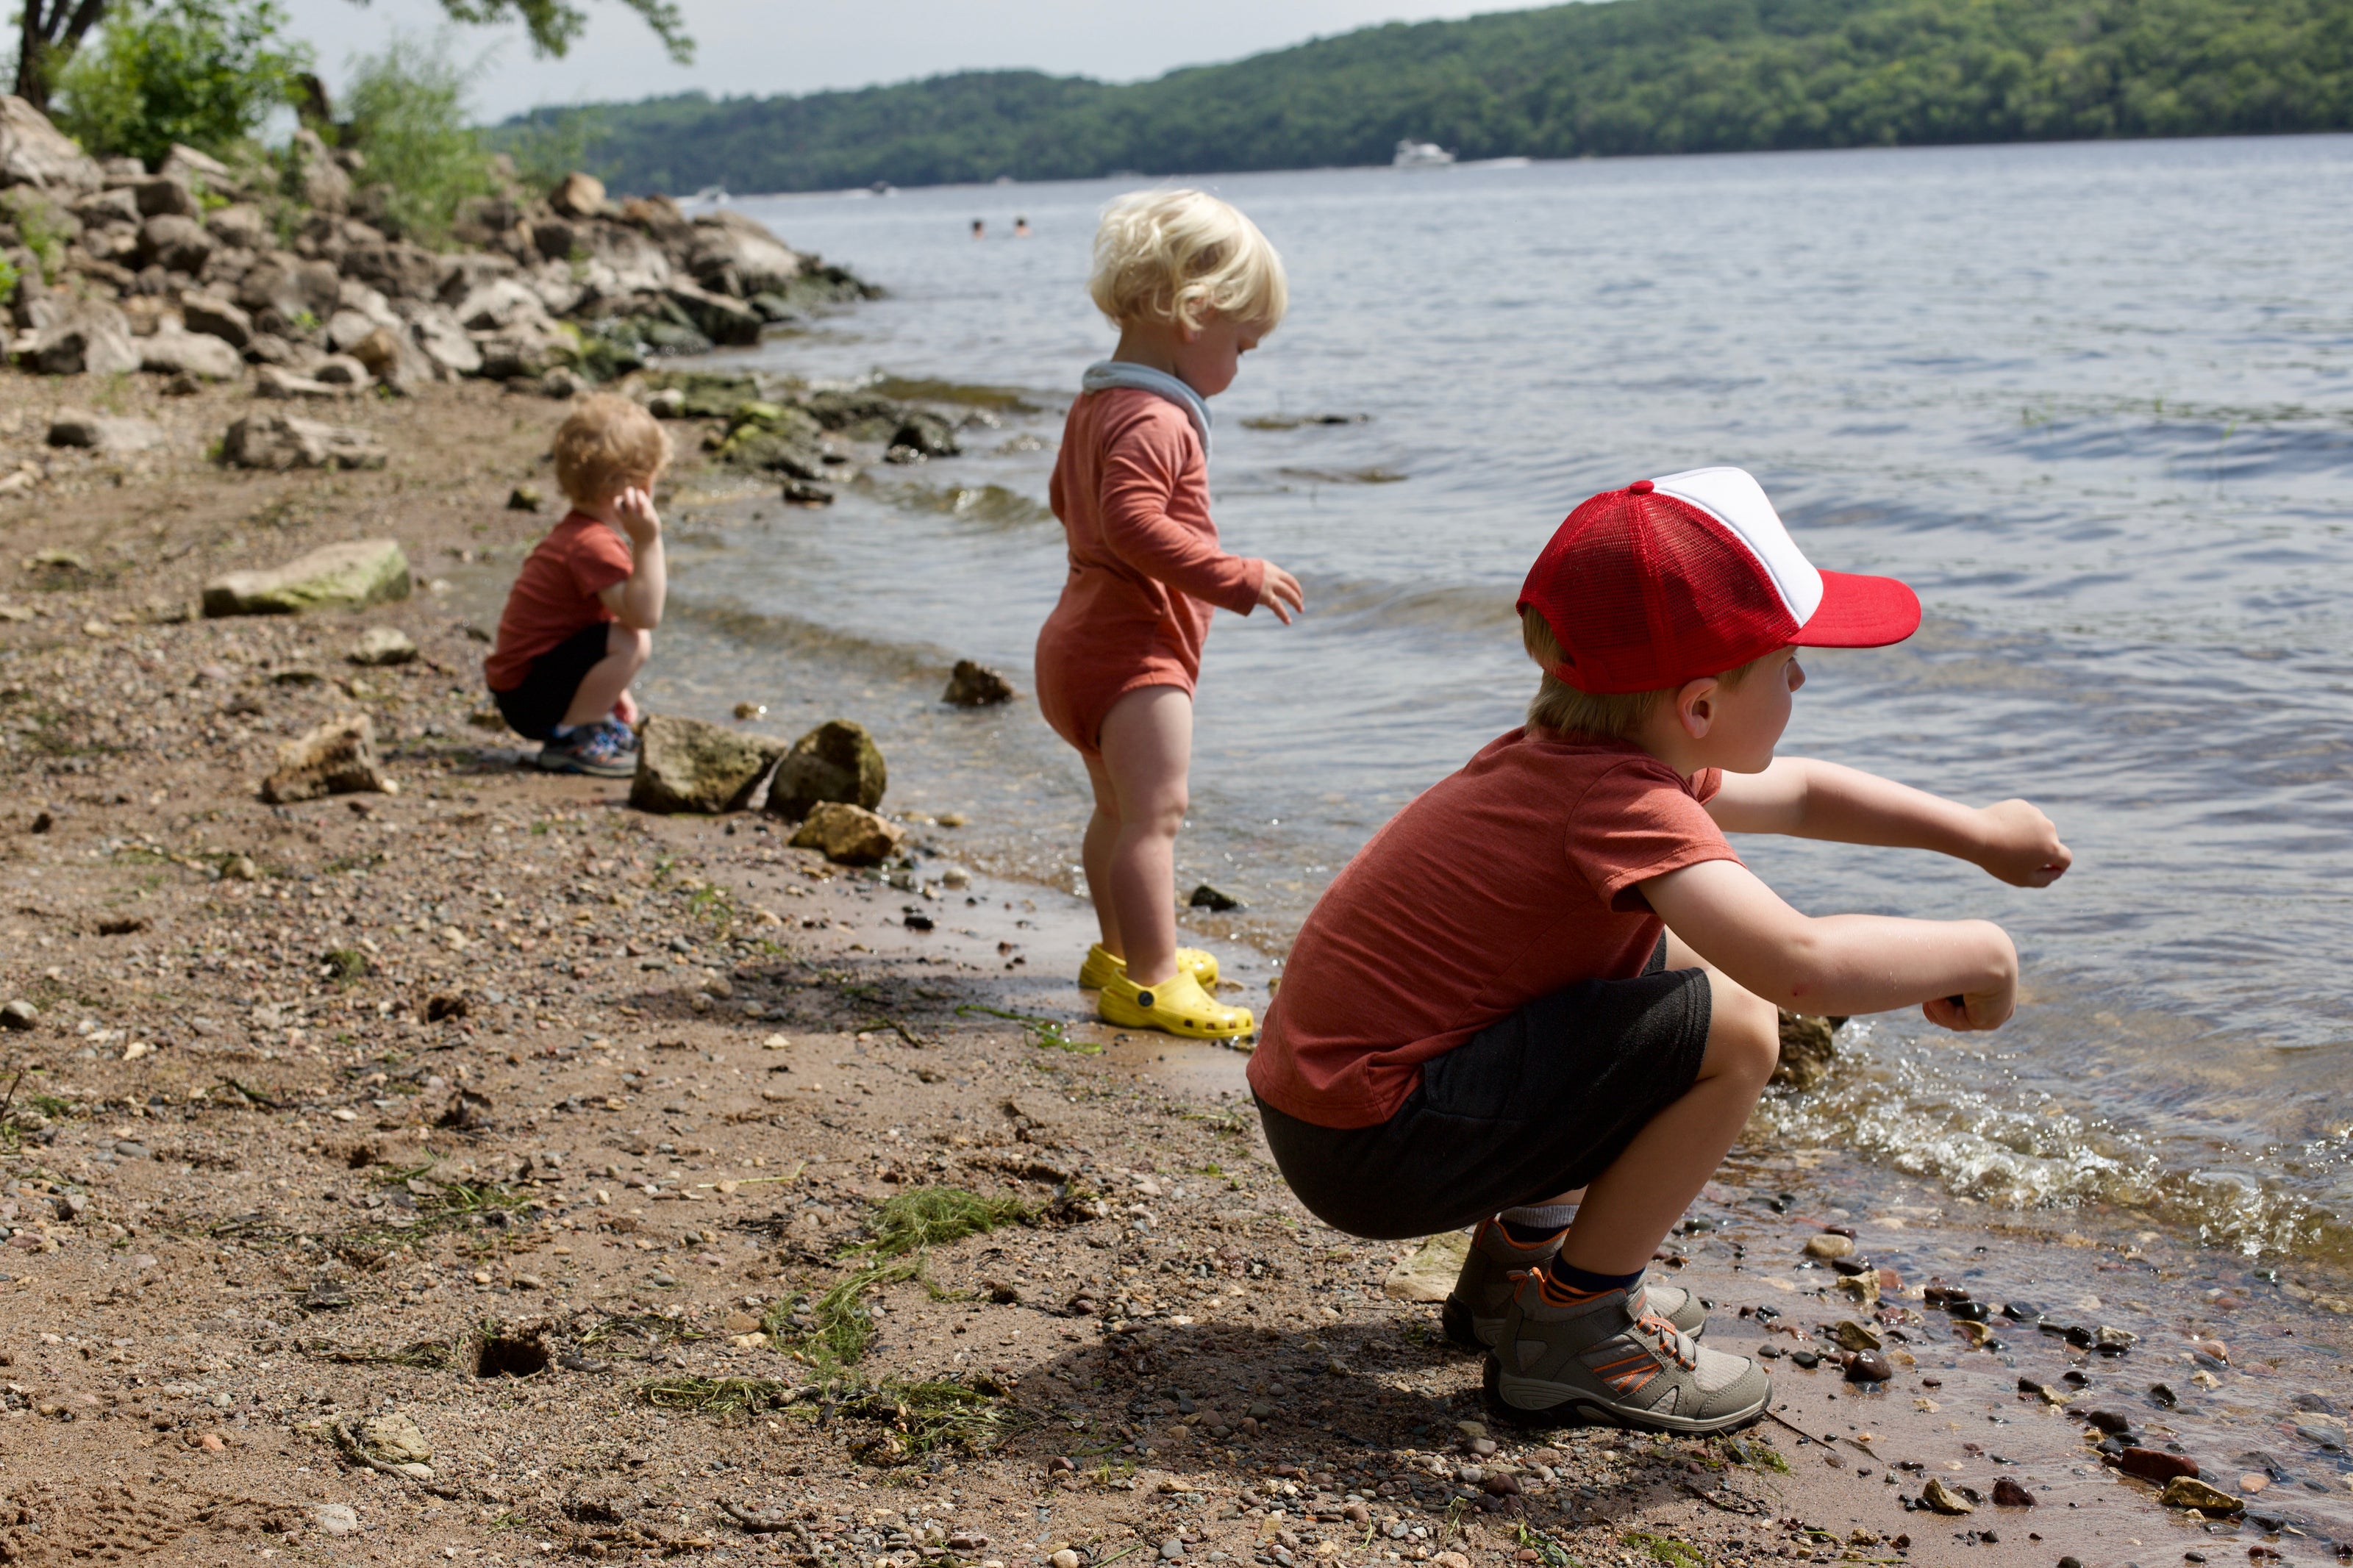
[1707,757,2071,887]
[1646,859,2017,1031]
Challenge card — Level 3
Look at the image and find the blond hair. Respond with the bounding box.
[1521,608,1764,740]
[552,393,674,507]
[1089,188,1288,333]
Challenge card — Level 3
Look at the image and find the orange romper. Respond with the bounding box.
[1035,387,1266,759]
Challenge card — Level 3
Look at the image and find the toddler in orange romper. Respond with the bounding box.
[1035,189,1306,1039]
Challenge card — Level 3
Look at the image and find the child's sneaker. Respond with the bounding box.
[1443,1220,1706,1350]
[1078,941,1221,992]
[1097,967,1253,1041]
[535,720,638,778]
[1484,1272,1768,1434]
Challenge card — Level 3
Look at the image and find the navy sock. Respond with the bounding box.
[1543,1257,1644,1296]
[1499,1219,1568,1246]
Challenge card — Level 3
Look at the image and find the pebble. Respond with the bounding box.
[1803,1234,1855,1260]
[2118,1448,2199,1482]
[1159,1539,1184,1561]
[1920,1478,1974,1515]
[1051,1553,1080,1568]
[1842,1350,1894,1383]
[312,1503,360,1536]
[1991,1478,2036,1507]
[0,1000,39,1031]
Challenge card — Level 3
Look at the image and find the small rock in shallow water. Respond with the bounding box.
[1841,1349,1893,1383]
[507,484,543,512]
[2119,1448,2199,1482]
[2157,1476,2242,1513]
[1188,883,1243,912]
[1990,1478,2035,1507]
[1920,1478,1974,1515]
[943,659,1015,707]
[1803,1233,1855,1260]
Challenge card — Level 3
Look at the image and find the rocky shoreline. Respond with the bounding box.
[0,148,2349,1564]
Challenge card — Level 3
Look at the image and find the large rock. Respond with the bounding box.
[628,715,787,815]
[790,802,903,867]
[288,128,349,215]
[142,320,242,380]
[1773,1012,1843,1091]
[48,409,163,453]
[260,713,395,803]
[204,539,410,617]
[140,212,213,273]
[349,324,433,393]
[180,292,252,348]
[0,95,101,192]
[132,176,199,219]
[236,253,343,331]
[254,365,355,400]
[72,187,139,227]
[21,302,139,375]
[219,413,388,473]
[340,240,439,301]
[548,171,608,219]
[454,277,549,332]
[157,143,233,194]
[765,719,887,822]
[205,203,268,251]
[685,211,802,296]
[664,282,761,346]
[404,305,482,377]
[474,319,575,381]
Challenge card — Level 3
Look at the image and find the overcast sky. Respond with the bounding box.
[273,0,1522,124]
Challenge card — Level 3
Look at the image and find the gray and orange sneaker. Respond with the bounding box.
[1443,1219,1706,1350]
[535,720,638,778]
[1483,1271,1768,1434]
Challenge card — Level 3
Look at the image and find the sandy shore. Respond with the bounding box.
[0,364,2346,1567]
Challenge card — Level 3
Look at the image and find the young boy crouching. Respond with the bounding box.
[1247,468,2071,1433]
[485,395,672,778]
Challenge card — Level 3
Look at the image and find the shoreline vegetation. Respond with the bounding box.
[501,0,2353,196]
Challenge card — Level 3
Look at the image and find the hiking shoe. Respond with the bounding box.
[1443,1220,1707,1350]
[1079,941,1221,992]
[535,720,637,778]
[1484,1272,1768,1434]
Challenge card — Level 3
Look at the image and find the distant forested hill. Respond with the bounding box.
[501,0,2353,194]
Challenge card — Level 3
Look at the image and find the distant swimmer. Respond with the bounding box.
[971,218,985,240]
[1014,215,1032,237]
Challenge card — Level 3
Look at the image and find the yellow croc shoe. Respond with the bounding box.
[1077,942,1220,992]
[1097,967,1254,1041]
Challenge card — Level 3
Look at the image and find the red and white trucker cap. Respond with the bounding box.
[1516,466,1921,695]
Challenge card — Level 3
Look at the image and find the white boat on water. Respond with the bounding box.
[1393,139,1455,169]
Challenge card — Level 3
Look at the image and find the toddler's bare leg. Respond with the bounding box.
[562,623,650,730]
[1080,756,1124,956]
[1556,949,1778,1276]
[1095,685,1193,987]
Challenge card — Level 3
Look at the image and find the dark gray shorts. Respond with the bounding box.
[490,622,614,742]
[1256,939,1712,1240]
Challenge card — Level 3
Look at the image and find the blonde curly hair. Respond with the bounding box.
[1089,188,1288,334]
[552,394,674,508]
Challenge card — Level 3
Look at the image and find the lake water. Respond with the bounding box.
[643,135,2353,1284]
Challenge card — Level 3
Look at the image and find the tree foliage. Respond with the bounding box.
[514,0,2353,195]
[51,0,312,168]
[343,36,500,246]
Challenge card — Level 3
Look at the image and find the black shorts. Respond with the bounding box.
[490,623,615,742]
[1256,938,1713,1240]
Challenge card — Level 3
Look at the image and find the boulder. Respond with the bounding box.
[48,409,163,452]
[132,176,199,219]
[140,321,242,380]
[312,354,371,387]
[181,293,253,348]
[0,95,101,192]
[1773,1012,1843,1090]
[237,254,343,329]
[685,212,802,296]
[326,308,382,353]
[218,413,389,474]
[347,626,416,666]
[475,320,575,381]
[435,251,517,303]
[71,187,140,228]
[138,212,213,273]
[349,324,432,392]
[454,277,550,332]
[664,282,761,346]
[254,365,354,399]
[890,410,961,459]
[582,223,671,292]
[548,171,608,219]
[765,718,888,821]
[619,193,693,244]
[157,143,233,194]
[790,802,904,867]
[943,659,1015,706]
[628,715,788,815]
[204,201,268,251]
[407,309,482,377]
[340,239,439,301]
[21,302,140,376]
[260,713,395,803]
[288,128,349,214]
[204,539,409,617]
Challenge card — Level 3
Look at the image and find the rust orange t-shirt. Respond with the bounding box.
[1247,731,1739,1129]
[1034,388,1264,756]
[485,511,635,692]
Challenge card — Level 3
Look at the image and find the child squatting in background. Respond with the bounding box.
[1035,189,1307,1040]
[484,395,673,778]
[1247,469,2072,1433]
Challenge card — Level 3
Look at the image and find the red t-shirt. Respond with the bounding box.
[1246,730,1740,1129]
[485,512,635,692]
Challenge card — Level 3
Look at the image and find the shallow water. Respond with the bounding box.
[638,135,2353,1280]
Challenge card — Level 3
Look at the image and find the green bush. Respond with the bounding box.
[53,0,312,168]
[343,36,501,246]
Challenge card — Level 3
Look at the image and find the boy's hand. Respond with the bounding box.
[1257,563,1305,625]
[1972,799,2071,887]
[1923,976,2015,1032]
[613,486,663,544]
